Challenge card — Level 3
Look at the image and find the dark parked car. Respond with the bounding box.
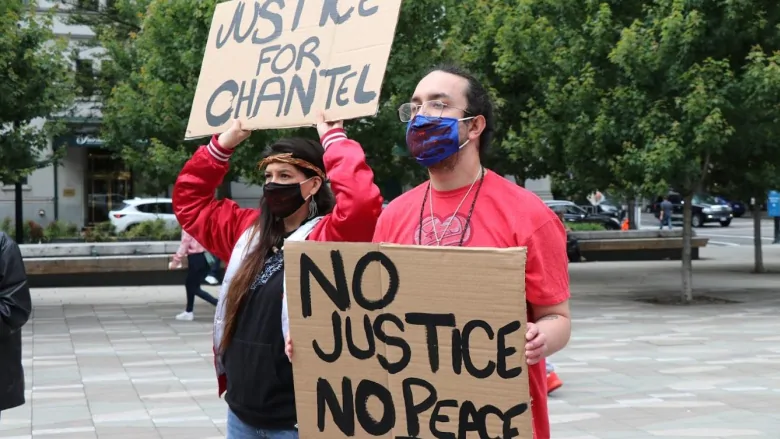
[545,200,622,230]
[653,192,733,227]
[713,195,746,218]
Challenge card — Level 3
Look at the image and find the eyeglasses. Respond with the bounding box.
[397,100,471,122]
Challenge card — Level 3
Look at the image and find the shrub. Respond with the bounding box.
[568,222,608,231]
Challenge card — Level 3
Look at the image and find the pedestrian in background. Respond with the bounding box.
[0,232,32,418]
[204,252,221,286]
[659,195,673,230]
[169,230,217,321]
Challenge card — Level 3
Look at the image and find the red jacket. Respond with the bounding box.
[172,128,383,396]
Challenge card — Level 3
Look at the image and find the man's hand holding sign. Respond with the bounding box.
[186,0,402,139]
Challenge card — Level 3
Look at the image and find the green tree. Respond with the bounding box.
[0,0,75,243]
[494,0,780,301]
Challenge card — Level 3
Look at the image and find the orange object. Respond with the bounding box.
[621,219,629,230]
[547,371,563,394]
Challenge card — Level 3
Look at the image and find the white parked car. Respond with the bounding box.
[108,197,179,233]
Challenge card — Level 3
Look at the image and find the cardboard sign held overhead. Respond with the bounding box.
[285,242,532,439]
[185,0,402,139]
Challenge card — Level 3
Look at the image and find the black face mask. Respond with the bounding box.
[264,182,308,218]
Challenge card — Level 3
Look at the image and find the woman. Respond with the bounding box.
[172,116,382,439]
[169,229,218,321]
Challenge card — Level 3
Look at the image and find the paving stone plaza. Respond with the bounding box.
[1,246,779,439]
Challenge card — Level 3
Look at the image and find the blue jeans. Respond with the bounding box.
[660,216,672,230]
[226,409,298,439]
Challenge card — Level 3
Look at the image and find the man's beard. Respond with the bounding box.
[428,150,460,173]
[427,133,465,174]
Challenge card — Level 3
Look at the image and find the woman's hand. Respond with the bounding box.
[217,119,252,150]
[168,256,182,270]
[285,335,294,362]
[316,111,344,139]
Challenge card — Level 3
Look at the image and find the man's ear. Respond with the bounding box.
[468,115,486,141]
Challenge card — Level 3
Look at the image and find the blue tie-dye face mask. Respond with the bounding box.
[405,115,474,167]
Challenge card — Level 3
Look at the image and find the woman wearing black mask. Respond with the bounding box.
[172,115,383,439]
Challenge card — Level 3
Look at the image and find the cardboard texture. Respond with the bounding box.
[286,242,532,439]
[185,0,403,139]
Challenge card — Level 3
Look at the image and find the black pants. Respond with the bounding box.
[186,253,218,312]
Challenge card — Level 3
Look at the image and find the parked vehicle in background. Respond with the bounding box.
[108,198,179,233]
[713,195,746,217]
[545,200,622,230]
[652,191,733,227]
[574,194,623,219]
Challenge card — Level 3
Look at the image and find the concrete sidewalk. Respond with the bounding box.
[0,246,778,438]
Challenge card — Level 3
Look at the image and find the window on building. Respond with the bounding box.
[75,59,95,97]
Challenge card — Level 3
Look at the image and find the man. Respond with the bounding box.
[659,195,673,230]
[0,232,32,418]
[373,65,571,439]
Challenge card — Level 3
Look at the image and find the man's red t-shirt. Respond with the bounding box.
[372,169,570,439]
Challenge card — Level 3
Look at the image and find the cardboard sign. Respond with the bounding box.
[185,0,403,139]
[285,242,532,439]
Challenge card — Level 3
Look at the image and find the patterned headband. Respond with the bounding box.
[257,153,326,180]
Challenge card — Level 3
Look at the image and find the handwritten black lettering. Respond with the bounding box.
[405,313,456,373]
[299,250,350,318]
[352,251,399,311]
[461,319,496,379]
[497,320,523,379]
[345,314,375,360]
[317,377,355,434]
[355,379,395,435]
[216,0,284,49]
[430,399,457,439]
[205,80,238,127]
[336,71,358,106]
[270,43,297,74]
[313,310,342,362]
[373,313,411,374]
[320,0,354,26]
[402,377,437,438]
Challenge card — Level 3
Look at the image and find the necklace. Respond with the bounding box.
[417,167,485,246]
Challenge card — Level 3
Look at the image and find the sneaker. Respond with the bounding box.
[175,311,194,321]
[205,275,220,285]
[547,371,563,394]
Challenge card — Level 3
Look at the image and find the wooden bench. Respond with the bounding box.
[570,230,709,261]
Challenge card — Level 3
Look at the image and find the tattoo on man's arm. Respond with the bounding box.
[537,315,560,322]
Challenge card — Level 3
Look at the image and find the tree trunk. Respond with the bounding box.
[627,198,637,229]
[753,202,765,273]
[14,181,24,244]
[681,194,694,302]
[513,174,525,188]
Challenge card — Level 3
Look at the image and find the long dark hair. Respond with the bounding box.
[220,138,335,353]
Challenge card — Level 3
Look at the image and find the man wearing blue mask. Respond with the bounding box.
[372,65,571,439]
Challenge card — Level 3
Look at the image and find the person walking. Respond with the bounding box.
[172,114,382,439]
[0,232,32,419]
[169,230,218,321]
[659,195,673,230]
[204,252,221,285]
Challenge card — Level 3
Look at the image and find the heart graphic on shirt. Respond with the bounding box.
[415,213,473,246]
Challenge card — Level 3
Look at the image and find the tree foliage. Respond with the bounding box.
[0,0,75,183]
[490,0,780,297]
